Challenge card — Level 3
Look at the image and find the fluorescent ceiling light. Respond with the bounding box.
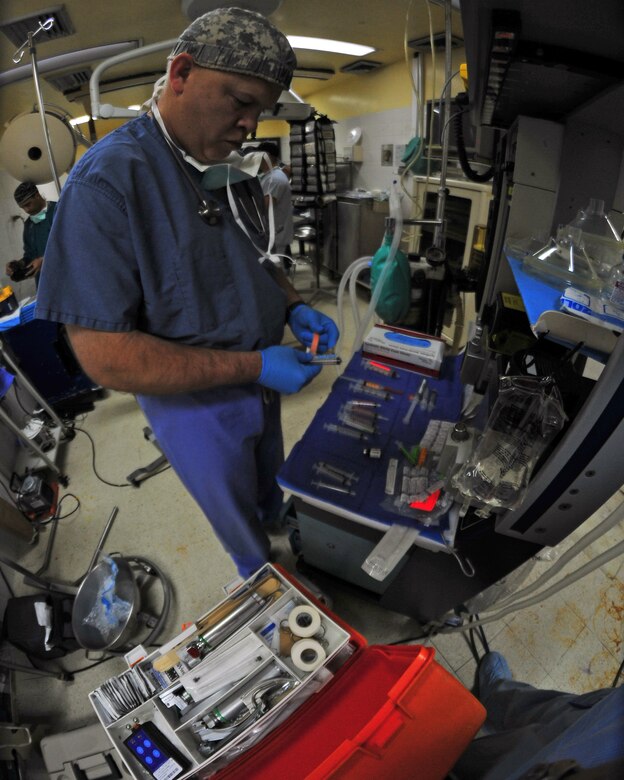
[70,115,91,125]
[127,104,142,111]
[294,67,334,81]
[287,36,374,57]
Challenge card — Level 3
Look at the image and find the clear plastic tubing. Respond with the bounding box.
[352,179,404,352]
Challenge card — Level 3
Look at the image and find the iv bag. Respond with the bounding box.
[452,376,566,510]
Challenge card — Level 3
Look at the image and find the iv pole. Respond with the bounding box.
[425,0,454,268]
[12,17,62,197]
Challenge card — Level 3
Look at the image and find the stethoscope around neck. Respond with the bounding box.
[152,113,223,225]
[152,111,277,262]
[197,196,223,225]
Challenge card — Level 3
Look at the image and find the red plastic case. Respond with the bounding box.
[216,568,485,780]
[90,564,484,780]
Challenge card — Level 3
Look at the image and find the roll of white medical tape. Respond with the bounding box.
[290,638,327,672]
[287,604,322,638]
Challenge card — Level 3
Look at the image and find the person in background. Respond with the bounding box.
[278,159,292,180]
[451,651,624,780]
[6,182,57,287]
[35,8,339,578]
[255,140,295,270]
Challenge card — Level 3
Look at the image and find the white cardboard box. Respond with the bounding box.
[362,324,445,377]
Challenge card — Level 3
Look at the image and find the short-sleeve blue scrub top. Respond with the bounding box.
[35,113,290,577]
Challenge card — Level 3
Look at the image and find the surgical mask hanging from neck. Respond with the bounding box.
[150,102,275,243]
[205,159,281,267]
[200,151,264,190]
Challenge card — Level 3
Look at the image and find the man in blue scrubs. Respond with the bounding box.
[35,8,338,577]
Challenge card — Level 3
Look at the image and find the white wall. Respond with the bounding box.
[333,106,414,194]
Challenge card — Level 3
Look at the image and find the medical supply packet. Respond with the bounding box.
[560,287,624,333]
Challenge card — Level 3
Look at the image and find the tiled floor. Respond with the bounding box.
[2,264,623,775]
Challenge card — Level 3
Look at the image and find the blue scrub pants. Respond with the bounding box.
[452,680,624,779]
[137,384,284,577]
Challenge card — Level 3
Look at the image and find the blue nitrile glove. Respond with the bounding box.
[287,303,340,353]
[258,346,322,394]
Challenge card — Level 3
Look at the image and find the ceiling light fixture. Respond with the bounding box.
[287,36,375,57]
[293,67,334,81]
[259,89,312,121]
[340,60,383,74]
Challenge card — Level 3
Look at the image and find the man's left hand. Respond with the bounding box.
[288,304,339,353]
[25,257,43,277]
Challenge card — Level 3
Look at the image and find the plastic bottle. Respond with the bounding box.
[570,198,623,280]
[570,198,619,239]
[602,256,624,311]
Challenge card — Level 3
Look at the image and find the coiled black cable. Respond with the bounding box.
[453,93,494,183]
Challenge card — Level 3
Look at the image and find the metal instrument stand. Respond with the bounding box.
[295,203,340,306]
[0,340,72,486]
[0,507,172,678]
[0,510,117,681]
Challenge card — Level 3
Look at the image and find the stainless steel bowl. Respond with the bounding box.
[71,557,139,651]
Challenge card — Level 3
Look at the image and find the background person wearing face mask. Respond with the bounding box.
[6,181,57,287]
[35,7,339,578]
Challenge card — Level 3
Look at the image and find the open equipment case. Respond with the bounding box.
[89,564,485,779]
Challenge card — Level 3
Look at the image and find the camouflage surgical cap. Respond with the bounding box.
[170,7,296,91]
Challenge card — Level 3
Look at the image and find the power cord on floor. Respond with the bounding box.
[23,653,117,681]
[462,614,491,664]
[24,640,166,680]
[70,424,171,487]
[35,492,80,526]
[386,612,491,662]
[387,621,439,646]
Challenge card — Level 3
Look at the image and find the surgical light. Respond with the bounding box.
[287,36,375,57]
